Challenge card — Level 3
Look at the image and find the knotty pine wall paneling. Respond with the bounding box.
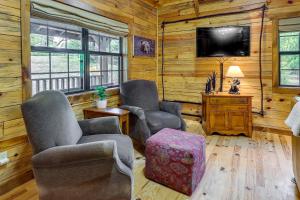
[157,0,300,132]
[0,0,158,194]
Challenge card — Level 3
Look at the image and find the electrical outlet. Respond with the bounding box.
[0,151,9,166]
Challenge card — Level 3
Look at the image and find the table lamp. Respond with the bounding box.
[226,66,244,94]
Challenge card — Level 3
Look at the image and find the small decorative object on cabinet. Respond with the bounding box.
[225,66,244,94]
[83,107,130,135]
[95,86,107,108]
[205,71,216,94]
[211,71,217,91]
[201,92,253,137]
[205,77,212,94]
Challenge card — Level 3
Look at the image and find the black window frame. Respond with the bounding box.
[278,31,300,87]
[30,18,125,95]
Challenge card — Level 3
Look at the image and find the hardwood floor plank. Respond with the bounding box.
[0,128,299,200]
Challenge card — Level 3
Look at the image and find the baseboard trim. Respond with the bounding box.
[0,170,34,195]
[253,126,292,136]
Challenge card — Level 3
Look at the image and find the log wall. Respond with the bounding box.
[0,0,157,194]
[157,0,300,132]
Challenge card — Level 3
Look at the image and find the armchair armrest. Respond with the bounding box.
[120,105,145,120]
[32,141,116,167]
[159,101,181,116]
[78,116,122,136]
[120,105,151,144]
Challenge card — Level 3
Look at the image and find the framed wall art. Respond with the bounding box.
[133,35,155,57]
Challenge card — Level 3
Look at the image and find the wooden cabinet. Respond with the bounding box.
[202,93,253,137]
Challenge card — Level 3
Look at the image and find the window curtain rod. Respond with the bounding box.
[160,4,267,117]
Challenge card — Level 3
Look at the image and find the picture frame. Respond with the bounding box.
[133,35,155,57]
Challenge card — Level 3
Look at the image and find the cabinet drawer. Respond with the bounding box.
[209,97,248,105]
[209,105,248,112]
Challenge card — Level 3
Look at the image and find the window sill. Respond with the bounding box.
[272,86,300,94]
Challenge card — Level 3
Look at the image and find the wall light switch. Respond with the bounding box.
[0,151,9,166]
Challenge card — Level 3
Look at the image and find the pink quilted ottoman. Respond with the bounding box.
[145,128,206,195]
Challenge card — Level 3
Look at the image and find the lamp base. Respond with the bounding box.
[228,90,240,95]
[228,78,241,95]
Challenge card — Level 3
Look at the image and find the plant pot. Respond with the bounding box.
[96,99,107,108]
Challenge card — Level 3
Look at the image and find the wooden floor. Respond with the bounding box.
[1,122,299,200]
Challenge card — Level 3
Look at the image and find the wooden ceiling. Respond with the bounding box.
[150,0,234,15]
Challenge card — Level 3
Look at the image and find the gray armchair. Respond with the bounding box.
[120,80,186,144]
[21,91,134,200]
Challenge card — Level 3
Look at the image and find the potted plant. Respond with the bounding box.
[95,86,108,108]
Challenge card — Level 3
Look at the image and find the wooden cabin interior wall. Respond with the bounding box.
[0,0,158,194]
[1,0,300,196]
[157,0,300,132]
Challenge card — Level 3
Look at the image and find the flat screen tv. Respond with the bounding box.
[196,26,250,57]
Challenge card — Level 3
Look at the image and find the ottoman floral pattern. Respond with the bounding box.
[145,128,206,195]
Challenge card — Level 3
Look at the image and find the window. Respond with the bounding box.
[279,31,300,87]
[88,30,123,89]
[30,18,126,95]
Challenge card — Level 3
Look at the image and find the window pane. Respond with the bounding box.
[89,34,99,51]
[280,55,299,69]
[67,30,82,49]
[112,71,119,86]
[102,71,112,86]
[280,70,300,86]
[31,52,50,95]
[69,54,83,90]
[110,39,120,53]
[90,55,100,71]
[69,54,84,72]
[30,24,47,47]
[112,56,119,70]
[49,27,66,48]
[280,32,299,52]
[90,55,101,88]
[31,74,50,96]
[51,52,68,91]
[100,36,110,52]
[51,53,68,73]
[90,72,102,88]
[31,52,49,73]
[102,56,112,71]
[69,72,81,90]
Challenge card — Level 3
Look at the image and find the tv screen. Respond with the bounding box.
[196,26,250,57]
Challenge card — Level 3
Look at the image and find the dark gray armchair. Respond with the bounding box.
[120,80,186,144]
[21,91,134,200]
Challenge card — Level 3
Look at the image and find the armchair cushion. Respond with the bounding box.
[77,134,134,169]
[145,111,181,134]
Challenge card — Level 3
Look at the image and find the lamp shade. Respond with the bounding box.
[226,66,244,78]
